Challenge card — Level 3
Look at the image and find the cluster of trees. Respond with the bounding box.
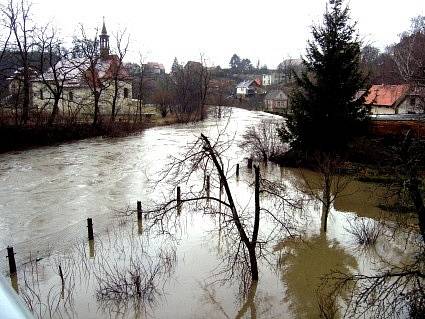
[229,54,254,73]
[361,15,425,87]
[147,57,210,120]
[0,0,211,129]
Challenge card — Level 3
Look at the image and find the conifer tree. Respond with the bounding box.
[281,0,368,153]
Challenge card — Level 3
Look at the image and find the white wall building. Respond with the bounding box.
[32,21,135,120]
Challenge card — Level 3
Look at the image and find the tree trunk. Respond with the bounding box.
[201,134,259,282]
[93,92,100,127]
[48,96,60,126]
[321,173,331,233]
[22,72,30,124]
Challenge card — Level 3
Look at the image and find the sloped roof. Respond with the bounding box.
[36,55,130,88]
[364,84,410,107]
[236,79,259,88]
[264,89,288,101]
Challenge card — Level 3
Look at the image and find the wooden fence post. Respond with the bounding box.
[87,218,94,241]
[137,201,142,220]
[6,246,17,275]
[247,158,253,169]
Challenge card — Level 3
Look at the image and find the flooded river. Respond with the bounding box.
[0,107,419,318]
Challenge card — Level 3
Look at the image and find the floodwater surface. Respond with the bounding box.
[0,107,419,318]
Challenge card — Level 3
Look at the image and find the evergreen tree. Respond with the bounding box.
[229,54,241,70]
[281,0,368,153]
[171,57,180,75]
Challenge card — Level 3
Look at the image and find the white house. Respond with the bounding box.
[262,72,285,86]
[236,79,260,96]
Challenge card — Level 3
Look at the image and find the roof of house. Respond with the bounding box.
[144,62,165,70]
[264,89,288,101]
[35,55,131,88]
[236,79,259,88]
[364,84,410,107]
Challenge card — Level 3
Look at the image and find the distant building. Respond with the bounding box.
[32,19,133,118]
[264,89,290,114]
[143,62,165,76]
[7,67,39,108]
[364,84,424,115]
[262,72,284,86]
[236,79,261,96]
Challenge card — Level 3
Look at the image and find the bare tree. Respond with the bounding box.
[129,131,299,285]
[170,56,210,121]
[109,28,129,122]
[390,16,425,112]
[1,0,36,124]
[73,25,108,126]
[239,119,286,162]
[36,26,81,125]
[151,75,173,117]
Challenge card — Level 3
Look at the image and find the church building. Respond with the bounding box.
[32,19,134,121]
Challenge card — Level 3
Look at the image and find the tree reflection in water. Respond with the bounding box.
[278,234,357,318]
[16,218,177,319]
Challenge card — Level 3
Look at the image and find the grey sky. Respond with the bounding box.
[32,0,425,70]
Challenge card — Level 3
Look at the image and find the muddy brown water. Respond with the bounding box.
[0,107,419,318]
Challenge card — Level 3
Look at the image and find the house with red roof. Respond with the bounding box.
[364,84,423,115]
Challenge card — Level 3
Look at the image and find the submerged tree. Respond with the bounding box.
[280,0,368,153]
[133,132,298,284]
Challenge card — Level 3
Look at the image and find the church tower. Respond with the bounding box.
[99,17,110,59]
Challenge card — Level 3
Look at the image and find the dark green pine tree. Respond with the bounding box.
[282,0,368,153]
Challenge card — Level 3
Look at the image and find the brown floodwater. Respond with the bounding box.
[0,107,419,318]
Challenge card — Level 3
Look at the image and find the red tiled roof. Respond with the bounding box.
[364,84,410,107]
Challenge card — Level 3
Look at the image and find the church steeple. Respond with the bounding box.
[99,17,110,59]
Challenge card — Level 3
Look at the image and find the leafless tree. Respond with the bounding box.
[73,24,108,126]
[170,56,210,121]
[239,119,286,162]
[390,16,425,112]
[129,131,299,285]
[109,28,129,122]
[151,75,173,117]
[36,26,81,125]
[1,0,36,124]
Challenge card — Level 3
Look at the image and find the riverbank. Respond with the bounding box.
[0,109,202,154]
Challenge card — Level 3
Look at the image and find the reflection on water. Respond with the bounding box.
[0,107,420,318]
[279,234,357,318]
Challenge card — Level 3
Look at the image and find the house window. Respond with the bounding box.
[410,97,416,106]
[68,91,73,102]
[123,88,129,99]
[40,89,44,100]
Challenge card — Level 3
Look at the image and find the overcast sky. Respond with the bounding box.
[31,0,425,70]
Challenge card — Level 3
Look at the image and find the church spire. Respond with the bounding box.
[101,16,107,35]
[99,17,110,59]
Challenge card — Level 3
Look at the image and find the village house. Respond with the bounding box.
[364,84,424,115]
[262,72,285,86]
[264,89,290,114]
[32,20,133,119]
[236,79,261,96]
